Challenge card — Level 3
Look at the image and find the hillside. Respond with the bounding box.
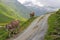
[0,0,32,19]
[0,3,26,26]
[0,3,36,40]
[23,1,56,16]
[45,9,60,40]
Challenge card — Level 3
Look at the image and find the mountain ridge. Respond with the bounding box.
[0,3,26,26]
[0,0,32,19]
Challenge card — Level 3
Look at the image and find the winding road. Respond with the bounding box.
[14,14,51,40]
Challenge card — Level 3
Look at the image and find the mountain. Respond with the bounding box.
[26,6,47,16]
[23,2,57,16]
[0,3,26,26]
[0,0,32,19]
[45,9,60,40]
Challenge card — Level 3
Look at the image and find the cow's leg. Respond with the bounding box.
[8,30,12,38]
[8,31,11,38]
[14,28,18,34]
[14,26,18,34]
[12,30,15,34]
[16,26,20,33]
[17,26,20,33]
[6,29,11,38]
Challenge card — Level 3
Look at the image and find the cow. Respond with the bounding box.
[11,20,20,28]
[30,12,35,17]
[6,20,20,37]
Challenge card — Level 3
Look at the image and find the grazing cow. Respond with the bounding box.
[30,12,35,17]
[11,20,20,28]
[6,20,20,37]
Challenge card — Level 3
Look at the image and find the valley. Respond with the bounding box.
[0,0,60,40]
[0,2,36,40]
[13,14,51,40]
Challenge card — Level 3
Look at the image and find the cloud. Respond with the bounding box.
[17,0,44,7]
[38,0,60,8]
[17,0,60,9]
[17,0,26,3]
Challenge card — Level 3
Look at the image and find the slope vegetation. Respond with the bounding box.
[0,0,32,19]
[0,3,26,26]
[0,3,36,40]
[45,9,60,40]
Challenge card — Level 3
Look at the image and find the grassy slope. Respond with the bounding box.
[0,17,36,40]
[0,3,37,40]
[20,17,37,32]
[0,3,26,40]
[0,0,31,19]
[0,3,26,26]
[0,13,14,26]
[45,10,60,40]
[0,27,8,40]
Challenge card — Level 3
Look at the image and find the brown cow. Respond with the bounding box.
[11,20,20,28]
[30,12,35,17]
[6,20,20,37]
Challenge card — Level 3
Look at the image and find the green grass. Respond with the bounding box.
[0,3,37,40]
[45,9,60,40]
[19,17,37,33]
[0,3,26,40]
[0,3,27,26]
[0,17,36,40]
[0,12,14,26]
[0,27,9,40]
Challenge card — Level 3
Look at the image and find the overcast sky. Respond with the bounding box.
[17,0,60,9]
